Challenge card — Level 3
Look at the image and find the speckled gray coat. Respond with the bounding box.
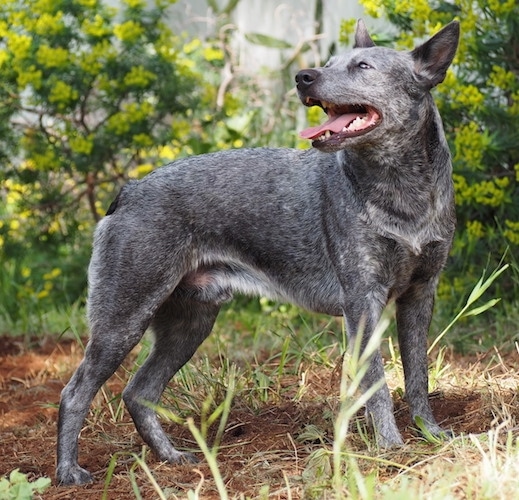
[57,20,460,486]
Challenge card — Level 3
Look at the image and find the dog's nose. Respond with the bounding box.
[295,69,319,90]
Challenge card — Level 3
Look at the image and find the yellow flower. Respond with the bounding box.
[76,0,98,7]
[172,119,190,138]
[16,65,43,89]
[36,45,69,68]
[48,220,61,234]
[183,39,201,54]
[396,32,416,50]
[82,14,111,38]
[33,0,55,13]
[113,20,144,43]
[43,268,61,280]
[49,81,78,109]
[132,133,153,147]
[129,163,153,179]
[202,46,224,62]
[0,50,9,68]
[455,84,485,111]
[488,0,516,15]
[79,40,116,74]
[124,0,145,8]
[504,220,519,245]
[7,33,32,60]
[69,135,94,155]
[360,0,383,18]
[123,65,156,87]
[306,106,325,127]
[470,179,508,207]
[394,0,431,24]
[107,102,153,135]
[466,220,485,239]
[0,20,8,38]
[453,122,490,169]
[34,12,64,36]
[158,145,179,160]
[488,65,516,90]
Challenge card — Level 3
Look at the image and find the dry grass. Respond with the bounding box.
[1,323,519,499]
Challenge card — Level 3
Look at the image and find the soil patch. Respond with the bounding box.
[0,336,517,498]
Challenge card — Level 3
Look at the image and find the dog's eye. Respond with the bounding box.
[358,62,372,69]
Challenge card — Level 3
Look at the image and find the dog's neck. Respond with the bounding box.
[336,114,454,255]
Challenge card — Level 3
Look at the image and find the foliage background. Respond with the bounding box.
[0,0,518,343]
[344,0,519,311]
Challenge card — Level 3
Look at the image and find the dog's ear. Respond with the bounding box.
[354,19,376,48]
[411,21,460,88]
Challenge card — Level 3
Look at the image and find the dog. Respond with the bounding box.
[56,20,460,485]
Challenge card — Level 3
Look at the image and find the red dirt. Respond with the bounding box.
[0,335,517,499]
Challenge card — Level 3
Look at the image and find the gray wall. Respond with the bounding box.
[168,0,365,71]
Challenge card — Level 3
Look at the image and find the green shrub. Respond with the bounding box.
[0,0,251,319]
[341,0,519,306]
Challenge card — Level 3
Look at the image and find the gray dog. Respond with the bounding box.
[57,20,460,485]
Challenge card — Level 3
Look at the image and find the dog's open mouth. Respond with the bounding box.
[300,98,381,145]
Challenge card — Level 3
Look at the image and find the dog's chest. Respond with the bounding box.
[351,233,440,296]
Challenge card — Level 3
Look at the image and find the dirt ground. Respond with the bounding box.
[1,335,518,499]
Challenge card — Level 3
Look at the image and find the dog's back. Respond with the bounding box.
[90,147,349,315]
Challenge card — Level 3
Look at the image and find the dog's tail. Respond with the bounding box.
[105,182,136,216]
[105,190,122,216]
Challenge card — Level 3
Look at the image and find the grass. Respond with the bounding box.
[80,263,516,498]
[117,318,519,499]
[1,263,518,498]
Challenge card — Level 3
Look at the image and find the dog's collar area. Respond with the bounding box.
[299,100,381,145]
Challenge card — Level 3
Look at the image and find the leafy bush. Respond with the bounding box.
[0,0,251,322]
[342,0,519,304]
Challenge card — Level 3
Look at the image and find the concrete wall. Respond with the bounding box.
[168,0,365,71]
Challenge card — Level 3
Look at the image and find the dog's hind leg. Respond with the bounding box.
[122,292,220,464]
[56,241,182,485]
[56,313,149,485]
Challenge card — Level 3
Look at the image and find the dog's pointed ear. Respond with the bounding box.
[411,21,460,88]
[354,19,376,48]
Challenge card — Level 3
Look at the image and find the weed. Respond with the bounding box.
[0,470,50,500]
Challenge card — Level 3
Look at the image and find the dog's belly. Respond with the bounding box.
[178,261,344,316]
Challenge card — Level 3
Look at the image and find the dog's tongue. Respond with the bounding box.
[300,113,359,140]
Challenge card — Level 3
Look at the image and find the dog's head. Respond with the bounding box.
[296,20,460,152]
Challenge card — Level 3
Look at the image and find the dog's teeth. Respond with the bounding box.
[344,115,369,132]
[321,100,333,110]
[317,130,332,141]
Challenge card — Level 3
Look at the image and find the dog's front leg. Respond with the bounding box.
[343,297,404,448]
[359,349,404,447]
[396,279,450,439]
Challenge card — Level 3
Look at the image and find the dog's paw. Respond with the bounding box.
[175,451,199,465]
[376,432,405,449]
[56,464,94,486]
[414,416,454,443]
[160,449,199,465]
